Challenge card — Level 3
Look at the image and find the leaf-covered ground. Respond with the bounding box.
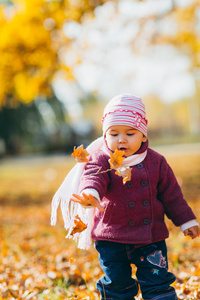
[0,150,200,300]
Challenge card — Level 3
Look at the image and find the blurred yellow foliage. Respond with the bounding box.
[0,0,105,108]
[1,0,199,109]
[162,2,200,67]
[176,5,200,56]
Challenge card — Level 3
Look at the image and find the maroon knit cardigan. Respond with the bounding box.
[79,141,196,245]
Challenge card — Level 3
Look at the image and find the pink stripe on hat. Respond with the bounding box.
[102,94,148,136]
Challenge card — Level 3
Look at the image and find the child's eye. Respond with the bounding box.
[111,134,118,137]
[127,133,134,136]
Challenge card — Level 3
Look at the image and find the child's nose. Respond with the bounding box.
[119,135,126,142]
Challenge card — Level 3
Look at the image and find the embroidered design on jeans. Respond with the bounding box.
[147,250,166,268]
[151,268,159,275]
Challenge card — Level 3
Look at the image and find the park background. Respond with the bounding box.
[0,0,200,299]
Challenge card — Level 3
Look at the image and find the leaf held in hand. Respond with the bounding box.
[109,149,125,169]
[71,145,89,163]
[115,166,132,184]
[70,215,87,236]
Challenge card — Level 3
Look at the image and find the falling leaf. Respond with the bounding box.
[70,215,87,236]
[71,145,89,163]
[115,166,132,184]
[109,149,125,169]
[109,150,131,184]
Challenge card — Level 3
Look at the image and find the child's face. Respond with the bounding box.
[105,125,147,157]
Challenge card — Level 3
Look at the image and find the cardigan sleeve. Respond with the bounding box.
[157,156,196,226]
[180,220,199,232]
[78,151,110,200]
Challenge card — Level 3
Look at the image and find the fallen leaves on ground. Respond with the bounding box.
[0,204,199,300]
[0,206,101,300]
[0,153,200,299]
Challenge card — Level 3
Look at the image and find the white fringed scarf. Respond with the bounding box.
[51,136,147,250]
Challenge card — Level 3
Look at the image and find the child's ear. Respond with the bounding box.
[142,135,147,142]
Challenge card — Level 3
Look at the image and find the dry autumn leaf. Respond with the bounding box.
[69,257,75,264]
[115,166,132,184]
[108,150,132,184]
[70,215,87,236]
[71,145,89,163]
[109,149,125,169]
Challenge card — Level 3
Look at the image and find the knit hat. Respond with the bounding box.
[102,94,148,136]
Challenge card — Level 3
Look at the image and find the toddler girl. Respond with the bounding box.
[51,94,199,300]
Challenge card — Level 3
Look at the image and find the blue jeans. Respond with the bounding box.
[95,240,177,300]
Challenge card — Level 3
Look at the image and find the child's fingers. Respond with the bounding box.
[192,227,200,239]
[184,226,200,239]
[87,194,105,212]
[95,201,105,212]
[72,193,84,200]
[71,193,105,212]
[71,193,95,206]
[70,197,81,204]
[197,226,200,235]
[70,194,87,205]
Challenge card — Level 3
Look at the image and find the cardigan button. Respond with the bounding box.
[143,200,149,206]
[129,201,135,208]
[129,220,135,227]
[144,218,150,225]
[137,163,143,169]
[141,180,147,187]
[127,181,133,188]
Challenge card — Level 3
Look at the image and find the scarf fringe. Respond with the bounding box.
[51,137,104,249]
[51,192,95,249]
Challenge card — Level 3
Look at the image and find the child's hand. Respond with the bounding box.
[70,193,105,212]
[184,225,200,239]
